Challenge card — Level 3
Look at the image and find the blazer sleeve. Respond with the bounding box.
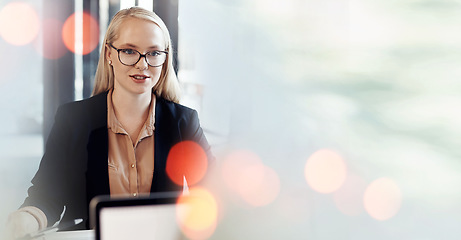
[184,109,215,175]
[21,106,74,226]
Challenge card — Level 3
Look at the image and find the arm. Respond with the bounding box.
[20,106,72,226]
[187,110,214,161]
[184,109,215,180]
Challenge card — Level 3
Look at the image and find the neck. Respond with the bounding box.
[111,88,152,119]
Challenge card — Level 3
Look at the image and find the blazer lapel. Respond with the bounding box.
[86,126,110,201]
[151,97,181,193]
[85,92,110,202]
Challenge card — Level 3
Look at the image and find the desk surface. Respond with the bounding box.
[44,230,94,240]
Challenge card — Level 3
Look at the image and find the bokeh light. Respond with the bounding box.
[333,174,367,216]
[166,141,208,186]
[221,150,264,194]
[239,165,280,207]
[35,18,68,59]
[221,150,280,206]
[176,187,218,240]
[363,177,402,221]
[62,11,99,55]
[0,2,40,46]
[304,149,347,194]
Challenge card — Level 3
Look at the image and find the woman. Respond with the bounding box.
[6,7,213,238]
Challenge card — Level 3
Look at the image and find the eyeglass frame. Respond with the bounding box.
[108,44,168,68]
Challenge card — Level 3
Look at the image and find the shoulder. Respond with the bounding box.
[59,92,107,113]
[55,92,108,126]
[155,96,205,141]
[156,96,197,120]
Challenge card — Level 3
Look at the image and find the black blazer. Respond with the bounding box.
[21,91,213,229]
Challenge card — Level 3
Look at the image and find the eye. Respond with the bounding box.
[147,51,162,57]
[121,49,137,55]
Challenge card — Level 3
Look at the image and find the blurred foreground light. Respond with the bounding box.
[222,150,280,206]
[177,187,218,240]
[363,177,402,221]
[166,141,208,186]
[0,2,39,46]
[239,165,280,207]
[333,174,367,216]
[36,18,68,59]
[221,150,263,193]
[304,149,347,194]
[62,12,99,55]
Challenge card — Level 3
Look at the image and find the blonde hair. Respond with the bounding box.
[92,7,180,103]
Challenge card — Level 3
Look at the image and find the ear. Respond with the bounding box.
[105,44,113,62]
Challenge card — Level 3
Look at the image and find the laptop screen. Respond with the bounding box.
[90,192,183,240]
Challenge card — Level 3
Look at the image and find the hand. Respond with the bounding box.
[4,211,39,239]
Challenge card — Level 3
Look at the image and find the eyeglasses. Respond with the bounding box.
[109,44,168,67]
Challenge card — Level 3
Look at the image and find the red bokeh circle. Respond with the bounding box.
[166,141,208,186]
[62,11,99,55]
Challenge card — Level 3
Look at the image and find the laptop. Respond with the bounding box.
[90,191,184,240]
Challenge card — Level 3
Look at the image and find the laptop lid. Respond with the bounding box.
[90,191,183,240]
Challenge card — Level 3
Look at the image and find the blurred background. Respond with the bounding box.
[1,0,461,239]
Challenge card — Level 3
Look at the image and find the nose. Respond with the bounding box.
[135,55,149,70]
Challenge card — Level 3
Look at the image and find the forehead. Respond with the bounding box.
[114,17,165,49]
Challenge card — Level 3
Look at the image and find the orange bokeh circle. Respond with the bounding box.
[176,187,218,239]
[363,177,402,221]
[304,149,347,194]
[238,165,281,207]
[166,141,208,186]
[221,150,264,193]
[221,150,280,206]
[62,11,99,55]
[0,2,40,45]
[333,174,367,216]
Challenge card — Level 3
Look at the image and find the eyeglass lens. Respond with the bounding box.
[119,49,167,67]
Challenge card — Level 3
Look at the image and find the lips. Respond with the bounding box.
[130,74,150,82]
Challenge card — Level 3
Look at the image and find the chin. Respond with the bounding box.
[131,87,154,95]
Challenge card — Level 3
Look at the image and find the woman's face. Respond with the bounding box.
[107,17,166,96]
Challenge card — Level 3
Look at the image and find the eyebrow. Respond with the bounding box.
[118,43,163,50]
